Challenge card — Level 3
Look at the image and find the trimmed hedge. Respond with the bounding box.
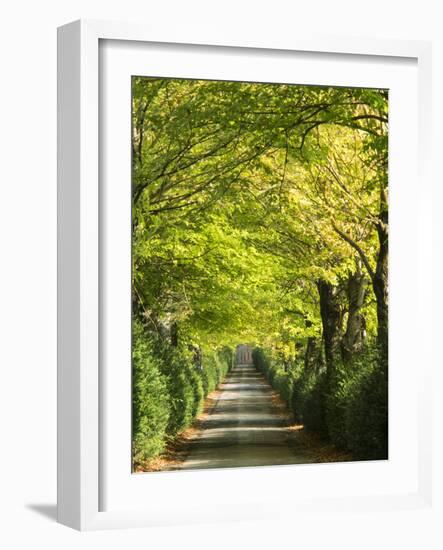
[344,351,388,459]
[253,345,388,460]
[253,348,298,406]
[162,351,201,435]
[132,323,171,464]
[323,347,388,459]
[292,369,328,434]
[202,349,231,395]
[132,320,232,465]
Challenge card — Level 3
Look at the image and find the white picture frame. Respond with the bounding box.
[57,19,433,531]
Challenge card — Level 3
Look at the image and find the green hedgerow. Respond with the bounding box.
[292,369,328,434]
[202,351,230,395]
[253,348,297,408]
[132,322,171,464]
[160,350,198,435]
[132,319,234,465]
[344,350,388,460]
[255,344,388,460]
[323,346,388,458]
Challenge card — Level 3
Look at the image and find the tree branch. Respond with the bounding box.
[332,223,375,281]
[351,114,388,124]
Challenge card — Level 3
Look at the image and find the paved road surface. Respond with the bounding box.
[178,363,314,470]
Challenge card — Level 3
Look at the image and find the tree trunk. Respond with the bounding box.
[317,280,343,372]
[332,184,389,367]
[170,321,179,347]
[374,186,389,365]
[304,337,316,369]
[303,319,323,371]
[341,265,368,363]
[304,337,324,371]
[373,223,388,363]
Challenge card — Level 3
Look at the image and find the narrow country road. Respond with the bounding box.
[178,363,315,470]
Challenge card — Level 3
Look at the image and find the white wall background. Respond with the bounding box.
[0,0,442,547]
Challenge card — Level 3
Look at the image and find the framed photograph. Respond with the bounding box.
[57,19,433,530]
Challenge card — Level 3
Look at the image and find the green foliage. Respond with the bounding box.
[163,353,200,435]
[252,348,296,406]
[132,319,232,466]
[292,369,328,434]
[343,350,388,459]
[255,345,388,458]
[272,370,294,405]
[322,347,388,458]
[252,348,273,381]
[202,350,231,395]
[132,76,389,465]
[132,77,387,355]
[132,322,171,463]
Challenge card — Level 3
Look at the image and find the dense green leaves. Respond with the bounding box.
[132,321,171,463]
[132,321,231,466]
[132,76,388,463]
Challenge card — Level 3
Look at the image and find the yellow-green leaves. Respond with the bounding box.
[132,77,387,358]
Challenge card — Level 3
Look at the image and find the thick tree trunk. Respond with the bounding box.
[373,222,388,363]
[341,265,368,363]
[374,186,389,365]
[317,280,343,372]
[332,185,389,367]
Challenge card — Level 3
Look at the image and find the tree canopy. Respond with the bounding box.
[132,77,388,363]
[132,77,389,466]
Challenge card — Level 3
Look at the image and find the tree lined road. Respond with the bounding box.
[177,364,315,470]
[132,78,388,468]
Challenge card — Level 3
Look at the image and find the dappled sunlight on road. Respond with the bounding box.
[173,364,315,470]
